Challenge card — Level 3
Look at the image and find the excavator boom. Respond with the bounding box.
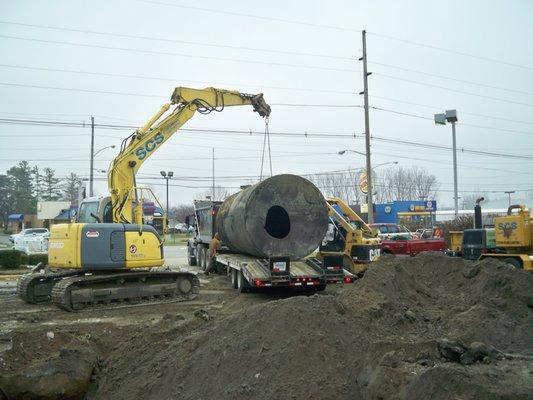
[108,87,270,224]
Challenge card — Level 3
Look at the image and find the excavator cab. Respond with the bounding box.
[76,197,113,224]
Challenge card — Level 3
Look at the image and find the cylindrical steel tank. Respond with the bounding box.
[216,174,328,259]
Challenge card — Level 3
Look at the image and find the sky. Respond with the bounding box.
[1,0,532,209]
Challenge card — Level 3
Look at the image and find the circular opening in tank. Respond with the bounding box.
[264,205,291,239]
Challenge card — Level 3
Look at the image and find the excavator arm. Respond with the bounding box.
[108,87,271,224]
[326,197,377,238]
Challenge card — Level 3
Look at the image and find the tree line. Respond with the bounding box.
[307,166,439,204]
[0,161,81,226]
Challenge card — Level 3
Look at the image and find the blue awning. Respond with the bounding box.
[8,214,24,221]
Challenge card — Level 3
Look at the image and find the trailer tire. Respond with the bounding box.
[503,257,523,269]
[187,245,197,266]
[201,247,208,271]
[230,268,238,289]
[197,245,205,270]
[315,284,327,292]
[237,270,249,293]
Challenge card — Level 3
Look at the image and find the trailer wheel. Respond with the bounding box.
[197,245,205,270]
[230,268,238,289]
[503,257,523,269]
[187,245,197,266]
[237,270,249,293]
[315,284,327,292]
[200,247,208,271]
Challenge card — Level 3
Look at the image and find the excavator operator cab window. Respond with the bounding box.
[77,202,99,223]
[103,201,113,223]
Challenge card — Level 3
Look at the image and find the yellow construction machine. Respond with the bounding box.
[18,87,271,310]
[317,197,381,275]
[479,205,533,270]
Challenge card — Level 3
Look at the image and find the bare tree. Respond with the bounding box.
[461,194,488,210]
[377,166,438,202]
[196,185,231,201]
[306,170,362,204]
[169,204,195,223]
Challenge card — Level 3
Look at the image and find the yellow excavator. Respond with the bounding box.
[317,197,381,275]
[479,204,533,270]
[18,87,271,310]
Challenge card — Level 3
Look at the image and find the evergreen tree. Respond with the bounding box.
[42,167,62,201]
[7,161,36,214]
[33,166,42,201]
[63,172,80,203]
[0,174,14,228]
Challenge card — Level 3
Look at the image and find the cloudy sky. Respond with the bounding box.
[1,0,532,209]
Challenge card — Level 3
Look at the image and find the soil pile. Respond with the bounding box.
[92,254,533,400]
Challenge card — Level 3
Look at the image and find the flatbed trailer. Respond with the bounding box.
[214,252,351,292]
[187,199,353,292]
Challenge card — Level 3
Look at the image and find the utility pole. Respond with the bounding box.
[360,29,374,223]
[212,148,215,200]
[89,115,95,197]
[504,190,515,207]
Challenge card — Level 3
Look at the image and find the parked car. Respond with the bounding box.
[369,223,413,240]
[174,223,190,234]
[9,228,50,243]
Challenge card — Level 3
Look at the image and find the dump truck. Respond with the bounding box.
[186,175,353,292]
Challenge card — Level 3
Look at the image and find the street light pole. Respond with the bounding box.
[89,116,95,197]
[434,109,459,219]
[451,120,459,218]
[89,143,115,197]
[160,170,174,227]
[504,190,515,207]
[212,148,215,200]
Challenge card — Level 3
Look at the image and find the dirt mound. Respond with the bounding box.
[92,254,533,400]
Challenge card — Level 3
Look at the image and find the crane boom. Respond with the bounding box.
[107,87,271,224]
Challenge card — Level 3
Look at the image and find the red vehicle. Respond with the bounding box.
[369,223,415,240]
[381,233,446,256]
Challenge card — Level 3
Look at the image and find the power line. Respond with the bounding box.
[373,72,533,108]
[0,82,165,99]
[0,20,354,61]
[370,106,533,137]
[135,0,362,33]
[0,64,356,96]
[370,60,533,96]
[1,117,531,161]
[370,95,533,127]
[3,60,533,127]
[0,34,357,74]
[368,31,533,71]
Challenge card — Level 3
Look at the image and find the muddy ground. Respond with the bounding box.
[1,251,532,400]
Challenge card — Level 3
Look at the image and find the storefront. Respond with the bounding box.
[374,200,437,226]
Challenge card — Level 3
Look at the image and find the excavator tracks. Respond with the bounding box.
[17,270,81,304]
[50,271,200,311]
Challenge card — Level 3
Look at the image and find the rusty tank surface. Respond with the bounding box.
[216,174,328,259]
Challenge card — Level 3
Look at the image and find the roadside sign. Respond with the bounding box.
[358,171,368,194]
